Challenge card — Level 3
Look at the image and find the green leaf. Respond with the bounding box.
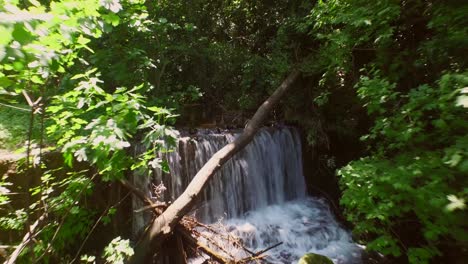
[3,64,13,71]
[103,14,120,26]
[71,73,86,80]
[0,26,13,46]
[13,61,24,71]
[0,76,14,87]
[31,75,43,84]
[12,24,33,44]
[77,35,91,45]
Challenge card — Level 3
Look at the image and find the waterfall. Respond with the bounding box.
[155,127,307,222]
[133,127,362,264]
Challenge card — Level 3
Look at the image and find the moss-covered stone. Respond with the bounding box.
[298,253,334,264]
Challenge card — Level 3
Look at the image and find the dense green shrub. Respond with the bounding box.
[339,71,468,263]
[294,1,468,263]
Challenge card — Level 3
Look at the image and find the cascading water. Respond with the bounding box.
[155,127,307,222]
[134,127,362,264]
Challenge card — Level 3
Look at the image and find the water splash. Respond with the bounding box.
[194,198,362,264]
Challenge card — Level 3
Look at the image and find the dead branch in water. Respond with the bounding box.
[120,180,237,263]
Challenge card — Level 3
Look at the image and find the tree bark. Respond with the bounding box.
[120,180,235,263]
[131,69,300,263]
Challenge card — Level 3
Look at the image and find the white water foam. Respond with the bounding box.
[192,198,361,264]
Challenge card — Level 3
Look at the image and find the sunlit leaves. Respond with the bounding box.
[0,181,12,206]
[100,0,122,13]
[47,69,177,181]
[0,209,27,230]
[446,195,466,211]
[81,255,96,263]
[103,237,134,264]
[0,26,13,46]
[0,0,131,97]
[0,0,182,262]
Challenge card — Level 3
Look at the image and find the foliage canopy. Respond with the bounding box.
[0,0,467,263]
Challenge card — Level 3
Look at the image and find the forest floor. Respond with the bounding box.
[0,149,24,162]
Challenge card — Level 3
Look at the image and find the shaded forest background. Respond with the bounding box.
[0,0,467,263]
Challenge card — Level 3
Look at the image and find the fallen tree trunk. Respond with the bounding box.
[119,180,235,263]
[131,69,300,263]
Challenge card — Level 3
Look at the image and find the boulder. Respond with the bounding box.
[298,253,334,264]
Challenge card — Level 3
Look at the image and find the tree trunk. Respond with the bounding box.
[131,69,300,263]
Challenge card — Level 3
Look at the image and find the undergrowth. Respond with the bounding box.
[0,105,42,151]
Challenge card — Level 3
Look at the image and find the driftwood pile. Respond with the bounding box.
[122,178,283,264]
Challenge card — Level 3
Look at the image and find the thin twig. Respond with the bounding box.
[253,242,283,257]
[0,102,31,111]
[70,192,131,263]
[4,214,46,264]
[119,179,155,207]
[38,85,46,164]
[25,99,34,169]
[133,201,167,213]
[22,90,34,107]
[176,227,231,264]
[22,90,37,261]
[238,242,283,263]
[0,245,16,249]
[194,229,234,259]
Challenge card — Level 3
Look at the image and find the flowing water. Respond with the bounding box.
[135,127,362,263]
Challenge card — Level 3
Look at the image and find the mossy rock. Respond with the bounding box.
[298,253,334,264]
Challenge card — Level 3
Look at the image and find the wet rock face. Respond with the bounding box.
[299,253,334,264]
